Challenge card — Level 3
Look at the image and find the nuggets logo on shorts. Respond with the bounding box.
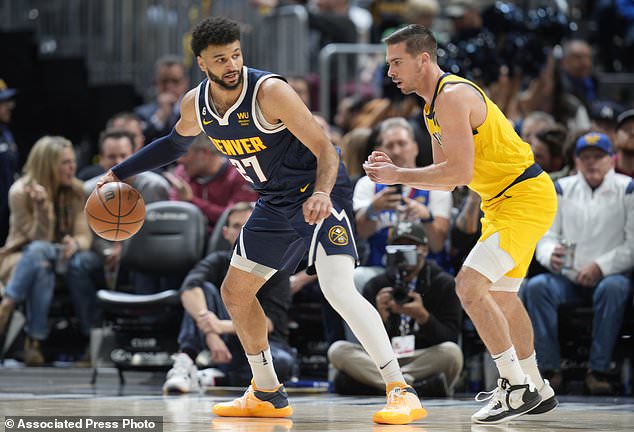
[328,225,349,246]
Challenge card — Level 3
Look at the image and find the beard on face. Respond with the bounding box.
[206,68,243,90]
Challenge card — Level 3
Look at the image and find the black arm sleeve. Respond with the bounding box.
[112,128,195,180]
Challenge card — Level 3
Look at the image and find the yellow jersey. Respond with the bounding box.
[423,73,535,201]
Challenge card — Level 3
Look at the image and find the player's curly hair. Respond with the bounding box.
[191,17,241,57]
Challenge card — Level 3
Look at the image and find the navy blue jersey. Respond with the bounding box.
[195,67,357,271]
[195,67,348,207]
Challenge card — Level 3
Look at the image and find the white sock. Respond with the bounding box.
[246,347,280,390]
[519,351,545,389]
[492,345,525,385]
[315,246,405,386]
[377,358,406,384]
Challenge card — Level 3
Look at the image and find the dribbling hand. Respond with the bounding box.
[303,192,332,225]
[95,170,120,189]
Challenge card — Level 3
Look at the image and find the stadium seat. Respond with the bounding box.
[93,201,206,385]
[206,206,233,253]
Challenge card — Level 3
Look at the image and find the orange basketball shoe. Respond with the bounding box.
[212,381,293,418]
[373,382,427,425]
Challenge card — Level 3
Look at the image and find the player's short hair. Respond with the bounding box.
[382,24,437,62]
[98,129,135,154]
[225,201,255,226]
[191,17,241,57]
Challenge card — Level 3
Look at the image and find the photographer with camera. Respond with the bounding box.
[328,221,463,397]
[353,117,453,288]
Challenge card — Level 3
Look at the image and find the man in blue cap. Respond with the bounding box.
[0,78,18,246]
[523,132,634,395]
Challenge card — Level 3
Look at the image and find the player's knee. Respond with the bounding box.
[454,274,479,307]
[219,283,244,310]
[455,268,493,307]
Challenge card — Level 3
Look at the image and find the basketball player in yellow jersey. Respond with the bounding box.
[364,25,558,424]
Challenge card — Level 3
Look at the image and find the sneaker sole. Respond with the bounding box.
[212,405,293,418]
[526,396,558,415]
[373,408,428,425]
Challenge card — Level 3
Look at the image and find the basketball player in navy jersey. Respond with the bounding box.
[97,17,425,425]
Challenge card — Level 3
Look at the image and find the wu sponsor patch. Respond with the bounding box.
[328,225,349,246]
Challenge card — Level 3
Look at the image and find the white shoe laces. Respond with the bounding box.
[386,387,405,405]
[474,387,501,403]
[474,379,509,406]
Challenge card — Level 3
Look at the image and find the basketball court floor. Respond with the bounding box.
[1,367,633,432]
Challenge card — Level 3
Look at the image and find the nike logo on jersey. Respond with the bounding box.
[300,183,310,193]
[202,118,213,125]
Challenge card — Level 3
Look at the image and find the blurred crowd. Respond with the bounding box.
[0,0,633,397]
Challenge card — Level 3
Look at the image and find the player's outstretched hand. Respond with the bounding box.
[95,170,121,189]
[303,192,332,225]
[363,151,400,185]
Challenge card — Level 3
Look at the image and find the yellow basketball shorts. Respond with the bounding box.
[475,172,557,283]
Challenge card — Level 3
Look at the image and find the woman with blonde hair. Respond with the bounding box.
[0,136,101,365]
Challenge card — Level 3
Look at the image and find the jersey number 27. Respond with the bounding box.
[229,156,267,183]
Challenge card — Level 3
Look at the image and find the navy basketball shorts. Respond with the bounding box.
[232,194,358,276]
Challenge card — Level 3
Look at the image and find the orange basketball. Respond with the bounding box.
[85,182,146,241]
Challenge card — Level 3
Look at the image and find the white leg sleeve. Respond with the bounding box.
[315,245,398,378]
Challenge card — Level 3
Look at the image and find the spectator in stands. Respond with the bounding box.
[406,0,440,30]
[83,129,169,280]
[334,96,373,136]
[353,117,452,285]
[523,132,634,395]
[163,202,296,392]
[560,39,598,111]
[107,112,146,152]
[519,50,591,136]
[367,1,404,41]
[590,101,624,145]
[520,111,556,147]
[445,0,482,37]
[0,78,18,246]
[0,136,102,365]
[531,124,568,175]
[615,109,634,177]
[328,221,462,396]
[340,127,373,184]
[164,133,258,234]
[135,55,189,143]
[287,75,312,109]
[78,113,149,181]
